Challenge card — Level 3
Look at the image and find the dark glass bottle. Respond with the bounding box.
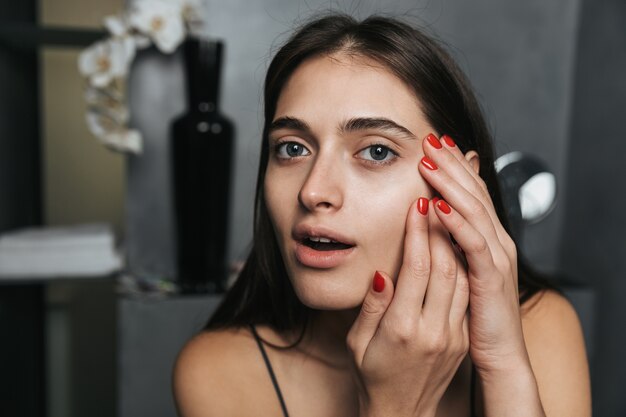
[171,39,234,293]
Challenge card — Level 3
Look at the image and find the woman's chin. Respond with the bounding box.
[293,285,366,311]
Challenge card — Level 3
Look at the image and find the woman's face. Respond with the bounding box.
[264,53,436,310]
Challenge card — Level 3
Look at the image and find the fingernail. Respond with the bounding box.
[442,135,456,147]
[420,156,438,170]
[432,196,440,205]
[417,197,429,215]
[436,199,452,214]
[373,271,385,292]
[426,133,442,149]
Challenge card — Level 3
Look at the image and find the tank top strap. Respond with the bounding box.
[250,324,290,417]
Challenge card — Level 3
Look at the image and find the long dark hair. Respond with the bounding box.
[206,13,552,334]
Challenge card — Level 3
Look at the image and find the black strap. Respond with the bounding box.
[250,325,290,417]
[251,323,477,417]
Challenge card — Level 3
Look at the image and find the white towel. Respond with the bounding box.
[0,223,122,279]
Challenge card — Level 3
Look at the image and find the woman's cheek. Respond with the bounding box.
[353,175,423,280]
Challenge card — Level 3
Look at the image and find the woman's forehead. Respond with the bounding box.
[273,53,426,132]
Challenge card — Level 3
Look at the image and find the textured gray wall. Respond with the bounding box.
[202,0,581,273]
[559,0,626,415]
[122,0,626,414]
[126,0,580,277]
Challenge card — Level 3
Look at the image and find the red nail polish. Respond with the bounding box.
[442,135,456,147]
[417,197,429,215]
[432,196,440,205]
[421,156,438,170]
[426,133,442,149]
[373,271,385,293]
[437,199,452,214]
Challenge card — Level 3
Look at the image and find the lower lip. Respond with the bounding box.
[294,242,356,269]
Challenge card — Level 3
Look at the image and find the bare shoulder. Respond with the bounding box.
[520,290,592,416]
[172,326,269,417]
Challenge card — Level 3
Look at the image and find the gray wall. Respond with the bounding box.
[559,0,626,415]
[123,0,625,414]
[127,0,580,277]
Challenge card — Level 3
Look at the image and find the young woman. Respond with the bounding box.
[173,14,591,417]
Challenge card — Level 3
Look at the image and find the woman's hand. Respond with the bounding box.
[346,196,470,417]
[418,134,546,416]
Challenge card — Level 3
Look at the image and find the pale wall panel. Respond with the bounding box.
[40,0,122,28]
[41,48,125,238]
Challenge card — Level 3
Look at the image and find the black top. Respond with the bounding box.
[249,324,478,417]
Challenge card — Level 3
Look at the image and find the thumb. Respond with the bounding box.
[347,271,394,366]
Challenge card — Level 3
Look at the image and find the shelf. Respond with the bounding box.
[0,24,104,49]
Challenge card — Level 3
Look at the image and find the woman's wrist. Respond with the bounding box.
[478,361,546,417]
[358,397,438,417]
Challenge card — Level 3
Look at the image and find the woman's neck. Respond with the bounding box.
[298,308,360,368]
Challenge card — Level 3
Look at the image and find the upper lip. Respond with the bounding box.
[292,223,356,246]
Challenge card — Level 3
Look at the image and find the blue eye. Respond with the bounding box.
[358,144,398,163]
[275,141,311,159]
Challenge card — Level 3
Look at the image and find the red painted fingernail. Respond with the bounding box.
[442,135,456,147]
[420,156,438,170]
[373,271,385,292]
[432,196,440,205]
[436,199,452,214]
[426,133,442,149]
[417,197,429,215]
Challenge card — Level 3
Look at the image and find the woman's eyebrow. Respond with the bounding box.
[268,116,417,141]
[341,117,417,140]
[269,117,311,135]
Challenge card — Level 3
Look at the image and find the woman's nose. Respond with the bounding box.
[298,154,344,212]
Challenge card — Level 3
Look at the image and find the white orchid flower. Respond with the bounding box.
[129,0,185,53]
[79,0,206,153]
[104,14,151,51]
[103,14,128,37]
[179,0,204,27]
[84,85,124,105]
[79,37,135,87]
[181,0,205,35]
[86,110,142,153]
[101,129,142,154]
[85,93,129,125]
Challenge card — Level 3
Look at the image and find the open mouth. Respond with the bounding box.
[301,236,354,251]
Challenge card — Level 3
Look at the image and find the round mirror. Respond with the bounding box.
[495,152,557,239]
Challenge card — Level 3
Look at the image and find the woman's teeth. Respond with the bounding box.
[308,236,337,243]
[304,237,352,251]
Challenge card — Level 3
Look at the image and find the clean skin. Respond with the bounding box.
[265,53,436,311]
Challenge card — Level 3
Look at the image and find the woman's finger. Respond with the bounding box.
[422,199,458,325]
[440,134,491,200]
[448,257,470,331]
[432,198,497,279]
[387,197,431,318]
[347,271,394,366]
[418,151,508,262]
[424,134,512,250]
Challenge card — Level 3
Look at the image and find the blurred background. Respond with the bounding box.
[1,0,624,416]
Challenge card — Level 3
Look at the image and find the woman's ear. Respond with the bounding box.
[465,151,480,175]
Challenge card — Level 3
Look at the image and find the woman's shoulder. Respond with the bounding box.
[520,288,583,333]
[173,325,277,417]
[520,289,592,416]
[520,289,587,357]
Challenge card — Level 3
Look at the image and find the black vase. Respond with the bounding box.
[171,38,234,293]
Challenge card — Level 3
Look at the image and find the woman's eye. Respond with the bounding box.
[357,144,398,163]
[275,141,311,159]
